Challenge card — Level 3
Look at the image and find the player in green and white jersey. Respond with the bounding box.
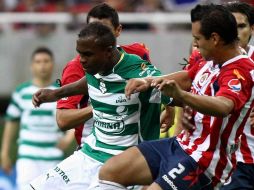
[30,23,172,190]
[0,47,74,190]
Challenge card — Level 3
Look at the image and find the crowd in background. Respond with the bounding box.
[0,0,253,13]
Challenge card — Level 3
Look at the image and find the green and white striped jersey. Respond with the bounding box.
[5,81,64,161]
[82,51,170,163]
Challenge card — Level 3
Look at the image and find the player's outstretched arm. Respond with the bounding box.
[155,79,234,117]
[125,71,192,99]
[151,71,192,92]
[125,77,153,99]
[32,77,88,107]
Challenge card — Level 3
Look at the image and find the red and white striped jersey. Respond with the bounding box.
[177,55,254,187]
[236,45,254,164]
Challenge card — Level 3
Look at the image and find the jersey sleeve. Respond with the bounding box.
[5,91,22,121]
[57,62,85,109]
[216,68,252,112]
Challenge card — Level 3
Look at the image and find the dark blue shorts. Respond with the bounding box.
[220,162,254,190]
[137,138,213,190]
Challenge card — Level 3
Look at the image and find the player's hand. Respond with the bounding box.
[160,106,175,133]
[125,78,151,99]
[32,89,58,107]
[152,79,184,100]
[182,106,195,131]
[1,155,12,175]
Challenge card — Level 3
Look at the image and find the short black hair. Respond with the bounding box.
[226,2,254,26]
[31,47,54,60]
[78,22,116,48]
[86,3,120,29]
[191,4,238,45]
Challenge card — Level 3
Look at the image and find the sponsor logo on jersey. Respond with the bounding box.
[94,119,125,134]
[116,96,127,104]
[61,97,68,100]
[198,72,209,86]
[228,79,241,92]
[116,106,128,115]
[139,68,156,77]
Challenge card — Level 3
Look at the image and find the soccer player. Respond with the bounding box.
[56,3,152,147]
[0,47,74,190]
[30,22,172,190]
[220,2,254,190]
[97,4,254,190]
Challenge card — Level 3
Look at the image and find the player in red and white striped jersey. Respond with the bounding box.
[220,2,254,190]
[97,4,254,190]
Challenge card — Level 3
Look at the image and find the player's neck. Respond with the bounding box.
[32,78,52,88]
[99,49,121,75]
[214,43,241,65]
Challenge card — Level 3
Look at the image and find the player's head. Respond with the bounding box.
[191,4,238,61]
[31,47,54,81]
[225,2,254,49]
[76,22,116,75]
[86,3,122,38]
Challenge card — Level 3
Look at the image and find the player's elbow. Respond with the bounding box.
[56,110,70,131]
[219,109,231,117]
[56,119,69,131]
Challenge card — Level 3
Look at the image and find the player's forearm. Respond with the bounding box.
[56,77,88,99]
[1,121,19,157]
[179,92,234,117]
[56,106,93,131]
[160,71,192,91]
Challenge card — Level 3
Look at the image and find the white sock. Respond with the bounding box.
[97,180,127,190]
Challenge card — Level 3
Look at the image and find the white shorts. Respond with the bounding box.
[16,158,60,190]
[30,150,102,190]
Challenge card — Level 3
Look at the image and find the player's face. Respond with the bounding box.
[88,17,122,37]
[192,21,214,61]
[76,37,111,75]
[31,53,53,80]
[232,12,253,49]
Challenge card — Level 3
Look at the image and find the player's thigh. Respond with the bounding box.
[100,146,153,186]
[30,150,101,190]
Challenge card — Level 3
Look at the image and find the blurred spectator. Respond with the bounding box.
[0,0,6,12]
[38,0,67,12]
[104,0,135,12]
[35,23,56,37]
[13,0,41,12]
[162,0,201,11]
[135,0,165,12]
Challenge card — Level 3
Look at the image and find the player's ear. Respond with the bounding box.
[210,32,220,46]
[115,24,122,37]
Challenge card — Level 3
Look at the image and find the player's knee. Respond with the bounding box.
[99,156,126,184]
[99,159,117,181]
